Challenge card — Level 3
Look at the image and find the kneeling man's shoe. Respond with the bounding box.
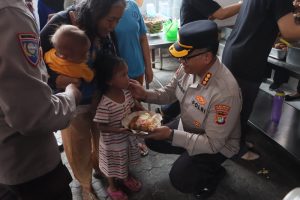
[194,187,215,200]
[194,167,226,199]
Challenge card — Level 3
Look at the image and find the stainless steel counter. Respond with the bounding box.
[268,57,300,79]
[249,90,300,162]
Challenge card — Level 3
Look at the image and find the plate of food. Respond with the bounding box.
[122,111,162,135]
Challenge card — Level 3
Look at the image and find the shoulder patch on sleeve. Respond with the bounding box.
[214,104,231,125]
[17,33,40,67]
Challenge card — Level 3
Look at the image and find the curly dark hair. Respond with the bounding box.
[75,0,126,40]
[94,54,126,94]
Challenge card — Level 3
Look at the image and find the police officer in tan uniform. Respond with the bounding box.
[0,0,81,199]
[129,20,242,199]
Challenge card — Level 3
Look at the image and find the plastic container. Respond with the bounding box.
[286,42,300,67]
[271,91,285,123]
[163,19,178,42]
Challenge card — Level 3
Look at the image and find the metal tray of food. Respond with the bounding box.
[269,48,287,60]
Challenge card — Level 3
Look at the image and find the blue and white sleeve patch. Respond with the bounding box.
[18,33,40,67]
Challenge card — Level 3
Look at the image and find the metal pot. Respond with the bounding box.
[286,42,300,67]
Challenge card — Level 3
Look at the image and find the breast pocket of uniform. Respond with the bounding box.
[190,95,209,128]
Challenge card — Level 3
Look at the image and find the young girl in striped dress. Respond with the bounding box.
[93,55,142,200]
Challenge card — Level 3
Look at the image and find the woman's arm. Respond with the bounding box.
[210,1,242,20]
[140,34,153,83]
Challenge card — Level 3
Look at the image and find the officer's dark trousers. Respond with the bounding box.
[161,101,181,121]
[145,139,226,193]
[1,162,72,200]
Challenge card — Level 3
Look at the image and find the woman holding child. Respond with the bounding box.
[40,0,126,199]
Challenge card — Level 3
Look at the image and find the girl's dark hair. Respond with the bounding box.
[75,0,126,40]
[94,54,126,94]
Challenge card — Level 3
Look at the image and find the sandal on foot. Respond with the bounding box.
[141,148,149,157]
[122,176,142,192]
[138,143,149,157]
[107,188,128,200]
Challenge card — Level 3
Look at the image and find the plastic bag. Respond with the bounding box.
[163,19,178,42]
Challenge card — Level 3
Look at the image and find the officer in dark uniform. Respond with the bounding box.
[129,20,242,199]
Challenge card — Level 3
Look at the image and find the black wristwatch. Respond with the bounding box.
[169,129,174,141]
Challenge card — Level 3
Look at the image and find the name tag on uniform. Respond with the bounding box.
[191,95,207,113]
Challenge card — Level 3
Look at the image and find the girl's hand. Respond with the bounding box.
[146,126,173,140]
[129,79,147,101]
[56,75,81,89]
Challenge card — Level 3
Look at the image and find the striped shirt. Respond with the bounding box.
[94,90,140,179]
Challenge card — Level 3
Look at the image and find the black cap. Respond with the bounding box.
[169,20,219,58]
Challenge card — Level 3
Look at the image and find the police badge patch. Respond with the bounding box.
[18,33,40,67]
[214,104,231,125]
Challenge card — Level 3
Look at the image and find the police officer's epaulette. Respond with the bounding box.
[201,72,212,86]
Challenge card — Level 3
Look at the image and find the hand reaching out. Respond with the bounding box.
[146,126,173,140]
[129,79,147,100]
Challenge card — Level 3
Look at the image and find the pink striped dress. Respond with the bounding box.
[93,90,140,179]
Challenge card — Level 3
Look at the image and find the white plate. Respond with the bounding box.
[122,111,162,135]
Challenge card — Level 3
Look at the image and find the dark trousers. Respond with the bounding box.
[161,101,181,121]
[1,162,72,200]
[145,139,227,193]
[236,77,261,146]
[272,65,290,86]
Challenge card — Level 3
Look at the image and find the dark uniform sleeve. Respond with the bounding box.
[40,10,71,89]
[0,7,76,136]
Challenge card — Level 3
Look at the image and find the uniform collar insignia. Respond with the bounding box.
[18,33,40,67]
[200,72,212,86]
[199,58,221,87]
